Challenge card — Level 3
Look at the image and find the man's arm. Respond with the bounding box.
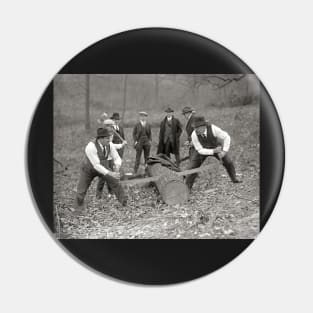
[113,143,123,150]
[132,124,138,143]
[109,143,122,171]
[148,124,152,141]
[85,142,110,175]
[120,126,125,140]
[158,120,163,141]
[211,125,231,152]
[177,118,183,137]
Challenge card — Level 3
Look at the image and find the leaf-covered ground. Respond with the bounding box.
[54,104,259,239]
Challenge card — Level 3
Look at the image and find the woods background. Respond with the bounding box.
[54,74,259,128]
[54,74,260,239]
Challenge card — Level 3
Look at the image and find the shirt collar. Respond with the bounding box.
[198,129,207,137]
[97,141,110,150]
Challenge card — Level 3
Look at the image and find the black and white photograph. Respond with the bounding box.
[54,74,259,239]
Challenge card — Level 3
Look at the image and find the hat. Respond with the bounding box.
[139,111,148,116]
[96,128,111,138]
[193,116,207,128]
[165,107,174,113]
[111,112,121,120]
[103,119,115,126]
[181,106,194,114]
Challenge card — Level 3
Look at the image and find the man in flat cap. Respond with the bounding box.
[132,111,152,173]
[182,106,197,159]
[110,112,126,158]
[185,116,241,191]
[157,107,182,166]
[75,127,126,214]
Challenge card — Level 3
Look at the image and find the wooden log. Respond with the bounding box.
[120,164,215,187]
[147,163,189,205]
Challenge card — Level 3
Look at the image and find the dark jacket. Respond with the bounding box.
[186,113,196,142]
[132,122,152,143]
[157,117,182,155]
[112,125,125,144]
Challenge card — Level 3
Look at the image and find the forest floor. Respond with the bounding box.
[54,104,259,239]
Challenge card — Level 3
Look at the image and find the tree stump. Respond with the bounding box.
[147,163,189,205]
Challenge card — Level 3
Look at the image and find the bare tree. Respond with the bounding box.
[121,74,128,124]
[154,74,159,108]
[84,74,91,130]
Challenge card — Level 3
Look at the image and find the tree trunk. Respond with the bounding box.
[85,74,91,130]
[121,74,128,125]
[154,74,159,109]
[147,163,189,205]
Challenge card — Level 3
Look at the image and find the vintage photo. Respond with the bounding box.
[54,74,259,239]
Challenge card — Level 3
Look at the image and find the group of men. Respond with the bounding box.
[74,107,241,212]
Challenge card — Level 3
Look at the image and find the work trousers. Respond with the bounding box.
[185,150,238,189]
[96,160,114,196]
[76,164,125,205]
[134,138,151,173]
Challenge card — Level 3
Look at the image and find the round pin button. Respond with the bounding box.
[27,28,284,284]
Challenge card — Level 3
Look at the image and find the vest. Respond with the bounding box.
[84,140,110,170]
[139,123,149,139]
[197,124,218,149]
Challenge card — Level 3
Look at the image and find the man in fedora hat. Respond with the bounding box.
[185,116,241,190]
[110,112,126,158]
[182,106,197,158]
[157,107,182,166]
[96,117,127,198]
[75,127,126,213]
[132,111,152,173]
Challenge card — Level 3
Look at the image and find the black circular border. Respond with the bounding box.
[27,28,285,284]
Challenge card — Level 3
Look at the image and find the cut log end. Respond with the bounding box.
[161,181,189,205]
[148,162,189,205]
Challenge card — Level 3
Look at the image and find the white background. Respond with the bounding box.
[1,1,312,312]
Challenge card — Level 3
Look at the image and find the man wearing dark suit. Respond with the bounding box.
[132,111,152,173]
[157,107,182,166]
[110,112,126,158]
[182,106,197,159]
[185,116,241,191]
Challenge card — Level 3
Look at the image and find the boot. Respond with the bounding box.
[73,198,86,216]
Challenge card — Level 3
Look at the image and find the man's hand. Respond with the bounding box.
[122,140,127,146]
[213,146,222,154]
[218,151,227,160]
[113,165,120,173]
[133,141,138,148]
[108,171,120,179]
[184,140,192,147]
